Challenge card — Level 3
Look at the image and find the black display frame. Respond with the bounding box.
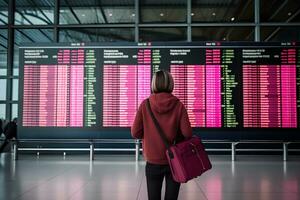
[18,42,300,140]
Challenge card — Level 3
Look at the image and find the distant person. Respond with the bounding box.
[0,118,18,153]
[4,118,18,140]
[131,70,192,200]
[2,119,9,135]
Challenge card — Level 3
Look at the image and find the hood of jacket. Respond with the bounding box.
[149,92,179,114]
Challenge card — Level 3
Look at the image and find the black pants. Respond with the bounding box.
[145,162,180,200]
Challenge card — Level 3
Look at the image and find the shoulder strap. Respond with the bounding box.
[146,99,170,149]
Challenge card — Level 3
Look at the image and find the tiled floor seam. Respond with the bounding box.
[194,179,209,200]
[13,163,78,200]
[136,173,145,200]
[67,181,90,200]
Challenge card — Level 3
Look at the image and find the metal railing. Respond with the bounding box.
[5,139,299,162]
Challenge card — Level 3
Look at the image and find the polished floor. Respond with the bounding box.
[0,153,300,200]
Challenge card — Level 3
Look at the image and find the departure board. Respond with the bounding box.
[102,49,151,127]
[169,48,238,128]
[21,48,97,127]
[18,42,300,139]
[243,49,297,128]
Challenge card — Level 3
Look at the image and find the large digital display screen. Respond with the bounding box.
[18,42,300,139]
[102,49,151,127]
[22,48,97,128]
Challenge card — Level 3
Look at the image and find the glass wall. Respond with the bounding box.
[59,28,134,42]
[192,0,254,22]
[13,29,53,76]
[0,0,7,120]
[0,29,7,76]
[0,0,8,25]
[261,0,300,22]
[0,79,6,100]
[140,28,186,41]
[0,0,299,120]
[0,104,5,119]
[140,0,186,23]
[60,0,135,24]
[261,26,300,41]
[192,27,254,41]
[15,0,54,25]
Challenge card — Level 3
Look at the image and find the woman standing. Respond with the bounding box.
[131,70,192,200]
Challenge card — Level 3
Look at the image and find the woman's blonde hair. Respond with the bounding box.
[151,70,174,93]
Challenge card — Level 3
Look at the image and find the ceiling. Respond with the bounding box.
[0,0,299,46]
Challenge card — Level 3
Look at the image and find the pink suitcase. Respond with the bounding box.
[166,136,212,183]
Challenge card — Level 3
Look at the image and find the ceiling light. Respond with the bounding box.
[191,13,194,16]
[109,13,113,17]
[223,37,226,40]
[231,17,235,21]
[132,13,135,17]
[160,13,164,17]
[212,12,216,16]
[81,14,85,17]
[288,12,292,16]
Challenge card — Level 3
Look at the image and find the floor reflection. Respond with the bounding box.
[0,154,299,200]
